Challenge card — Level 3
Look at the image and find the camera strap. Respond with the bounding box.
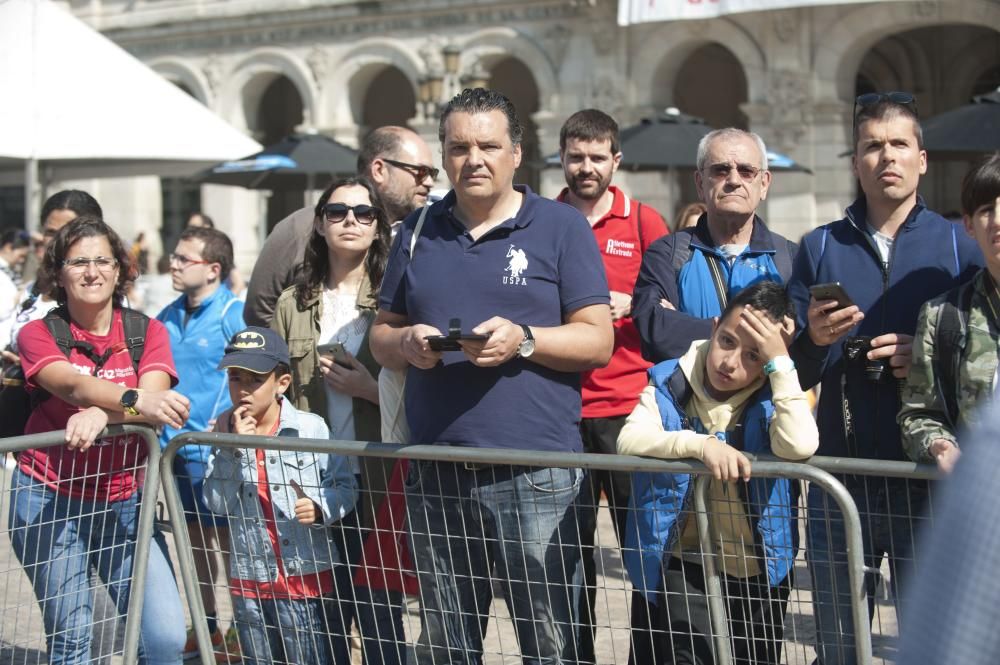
[839,373,860,459]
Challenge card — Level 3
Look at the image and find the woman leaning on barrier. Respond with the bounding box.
[9,216,188,665]
[271,176,407,665]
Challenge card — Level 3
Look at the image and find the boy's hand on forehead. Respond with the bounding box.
[739,307,794,362]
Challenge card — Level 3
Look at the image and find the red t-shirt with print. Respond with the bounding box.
[17,308,178,502]
[558,186,669,418]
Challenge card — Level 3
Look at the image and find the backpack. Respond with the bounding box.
[934,279,976,429]
[0,306,149,438]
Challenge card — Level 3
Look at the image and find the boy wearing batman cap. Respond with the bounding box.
[203,326,358,664]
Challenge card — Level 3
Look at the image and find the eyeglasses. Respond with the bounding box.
[322,203,380,226]
[62,256,118,273]
[854,91,918,122]
[704,162,762,183]
[169,253,210,269]
[383,158,439,183]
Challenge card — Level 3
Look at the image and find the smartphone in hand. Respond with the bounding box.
[809,282,855,310]
[316,342,351,368]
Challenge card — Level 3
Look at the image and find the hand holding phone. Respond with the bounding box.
[316,342,351,368]
[423,317,488,352]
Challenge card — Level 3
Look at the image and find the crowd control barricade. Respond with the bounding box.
[162,431,937,665]
[0,425,161,665]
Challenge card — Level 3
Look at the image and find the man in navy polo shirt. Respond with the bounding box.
[371,88,613,664]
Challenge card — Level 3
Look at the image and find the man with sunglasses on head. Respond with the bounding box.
[157,226,246,660]
[785,92,983,665]
[245,126,434,327]
[632,127,798,364]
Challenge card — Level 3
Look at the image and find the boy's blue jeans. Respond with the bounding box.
[405,461,583,665]
[8,468,185,665]
[806,478,927,665]
[232,594,349,665]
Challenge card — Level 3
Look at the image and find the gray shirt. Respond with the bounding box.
[243,206,314,327]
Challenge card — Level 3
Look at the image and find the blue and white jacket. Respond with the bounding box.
[204,396,358,582]
[633,216,796,363]
[624,359,798,603]
[158,285,245,461]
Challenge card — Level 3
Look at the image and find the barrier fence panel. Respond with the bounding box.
[0,425,161,665]
[162,432,937,665]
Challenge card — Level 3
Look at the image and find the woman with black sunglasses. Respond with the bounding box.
[271,176,405,665]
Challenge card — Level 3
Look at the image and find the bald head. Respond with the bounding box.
[359,126,436,221]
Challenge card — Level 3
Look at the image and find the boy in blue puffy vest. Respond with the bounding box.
[619,281,818,664]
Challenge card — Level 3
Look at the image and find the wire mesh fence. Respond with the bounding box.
[159,432,939,665]
[0,425,162,665]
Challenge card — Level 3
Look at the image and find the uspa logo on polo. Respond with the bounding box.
[605,238,635,258]
[232,330,266,349]
[503,244,529,286]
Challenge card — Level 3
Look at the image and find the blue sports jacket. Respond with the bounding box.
[787,197,983,460]
[158,285,245,461]
[633,215,796,363]
[624,360,798,603]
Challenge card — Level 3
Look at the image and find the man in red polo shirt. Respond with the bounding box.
[556,108,668,664]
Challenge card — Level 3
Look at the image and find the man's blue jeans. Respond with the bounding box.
[806,478,928,665]
[232,594,349,665]
[8,468,185,665]
[405,462,583,665]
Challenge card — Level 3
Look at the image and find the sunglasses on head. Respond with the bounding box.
[322,203,380,226]
[854,92,918,122]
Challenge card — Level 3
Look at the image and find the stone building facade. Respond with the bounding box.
[62,0,1000,271]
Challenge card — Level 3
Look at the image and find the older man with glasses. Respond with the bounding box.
[245,126,435,327]
[632,127,799,364]
[785,92,983,665]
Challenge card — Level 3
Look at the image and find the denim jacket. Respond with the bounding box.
[204,395,358,582]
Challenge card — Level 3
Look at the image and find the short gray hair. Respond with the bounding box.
[696,128,769,172]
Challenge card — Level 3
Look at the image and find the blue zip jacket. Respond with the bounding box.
[633,216,796,363]
[624,360,798,603]
[787,198,983,459]
[204,396,358,581]
[158,285,245,461]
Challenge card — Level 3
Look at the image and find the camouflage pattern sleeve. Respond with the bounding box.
[899,298,957,462]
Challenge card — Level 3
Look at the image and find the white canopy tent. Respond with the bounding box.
[0,0,261,226]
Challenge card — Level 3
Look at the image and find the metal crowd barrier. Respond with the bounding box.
[161,432,938,665]
[0,425,161,665]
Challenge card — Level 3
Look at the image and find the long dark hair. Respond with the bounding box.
[39,216,133,306]
[293,176,391,310]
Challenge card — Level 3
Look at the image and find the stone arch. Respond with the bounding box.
[815,0,1000,102]
[326,40,423,131]
[220,48,319,131]
[946,39,1000,104]
[149,57,212,106]
[459,27,559,112]
[630,19,766,108]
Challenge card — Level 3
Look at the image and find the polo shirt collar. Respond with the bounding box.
[554,185,629,223]
[439,184,539,233]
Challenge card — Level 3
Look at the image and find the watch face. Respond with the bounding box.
[519,339,536,357]
[121,389,139,408]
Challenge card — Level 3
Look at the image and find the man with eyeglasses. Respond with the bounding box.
[245,126,434,327]
[632,127,798,364]
[785,92,983,665]
[157,225,246,660]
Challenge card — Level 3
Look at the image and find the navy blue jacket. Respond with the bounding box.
[633,216,796,363]
[787,198,983,460]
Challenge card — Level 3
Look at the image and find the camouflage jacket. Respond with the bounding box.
[900,270,999,462]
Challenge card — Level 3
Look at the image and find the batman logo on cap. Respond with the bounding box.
[232,331,266,349]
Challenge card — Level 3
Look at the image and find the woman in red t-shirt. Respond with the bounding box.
[11,215,189,665]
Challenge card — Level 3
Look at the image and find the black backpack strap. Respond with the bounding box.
[705,254,729,311]
[935,280,974,428]
[120,307,150,371]
[669,230,694,275]
[43,306,76,358]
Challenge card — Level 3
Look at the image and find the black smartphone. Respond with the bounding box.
[424,333,489,352]
[316,342,351,367]
[809,282,855,309]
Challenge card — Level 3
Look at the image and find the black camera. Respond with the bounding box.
[842,335,886,382]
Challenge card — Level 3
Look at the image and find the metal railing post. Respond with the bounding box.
[693,475,734,665]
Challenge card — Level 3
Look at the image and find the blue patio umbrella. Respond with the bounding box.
[193,133,357,189]
[922,89,1000,158]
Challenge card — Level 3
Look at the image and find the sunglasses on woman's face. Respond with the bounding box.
[322,203,379,226]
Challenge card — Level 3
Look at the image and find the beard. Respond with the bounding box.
[568,172,611,201]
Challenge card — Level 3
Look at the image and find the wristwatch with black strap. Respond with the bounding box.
[120,388,141,417]
[516,324,535,358]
